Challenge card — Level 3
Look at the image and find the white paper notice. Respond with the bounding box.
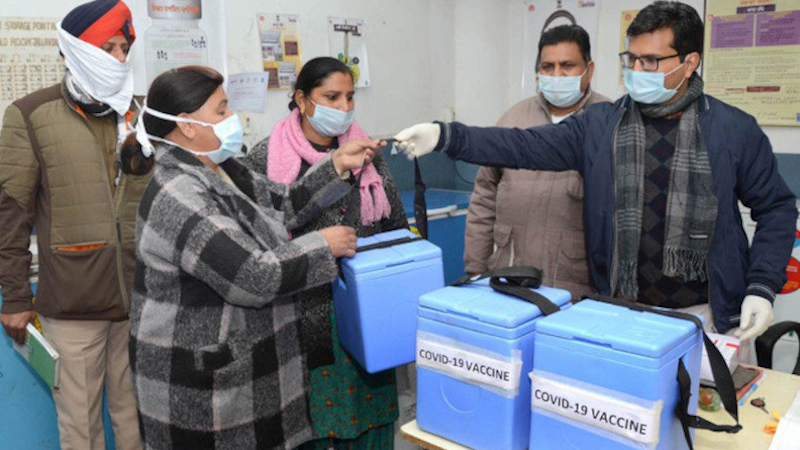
[770,391,800,450]
[0,17,65,120]
[227,72,269,113]
[530,371,662,446]
[416,333,522,395]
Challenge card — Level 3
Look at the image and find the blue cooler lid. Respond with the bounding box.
[535,299,699,358]
[341,229,441,275]
[418,279,572,331]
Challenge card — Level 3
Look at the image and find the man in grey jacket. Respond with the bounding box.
[465,25,610,300]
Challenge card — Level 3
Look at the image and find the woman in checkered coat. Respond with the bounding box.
[123,66,385,450]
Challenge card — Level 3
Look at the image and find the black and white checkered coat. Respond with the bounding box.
[130,146,352,450]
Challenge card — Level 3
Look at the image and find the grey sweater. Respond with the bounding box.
[130,145,352,450]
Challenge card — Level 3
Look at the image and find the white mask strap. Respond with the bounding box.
[135,100,188,157]
[141,105,211,127]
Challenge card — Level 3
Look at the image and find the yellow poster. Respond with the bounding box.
[256,13,302,90]
[619,10,640,85]
[704,0,800,126]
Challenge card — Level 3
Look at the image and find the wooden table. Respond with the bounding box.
[400,368,800,450]
[695,368,800,450]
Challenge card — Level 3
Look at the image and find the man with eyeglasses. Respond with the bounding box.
[394,1,797,356]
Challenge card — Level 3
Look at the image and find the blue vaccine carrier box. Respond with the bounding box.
[529,299,704,450]
[333,228,444,373]
[415,279,572,450]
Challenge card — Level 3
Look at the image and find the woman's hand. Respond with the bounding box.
[319,226,358,258]
[331,139,384,174]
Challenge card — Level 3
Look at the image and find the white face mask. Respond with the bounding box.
[538,67,588,108]
[57,23,133,116]
[307,100,355,137]
[135,102,244,165]
[623,63,686,105]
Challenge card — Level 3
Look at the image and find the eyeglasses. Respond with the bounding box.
[619,52,681,71]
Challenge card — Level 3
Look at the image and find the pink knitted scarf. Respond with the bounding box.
[267,108,391,226]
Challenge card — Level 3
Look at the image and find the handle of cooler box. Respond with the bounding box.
[584,295,742,449]
[344,154,428,240]
[413,158,429,239]
[338,156,425,275]
[337,236,425,281]
[451,266,561,316]
[355,236,424,253]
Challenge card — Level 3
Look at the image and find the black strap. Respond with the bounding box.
[339,154,425,277]
[585,295,741,449]
[755,321,800,374]
[356,236,423,253]
[339,236,425,280]
[451,266,561,316]
[345,162,365,229]
[413,158,428,239]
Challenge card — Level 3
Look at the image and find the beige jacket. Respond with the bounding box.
[464,90,610,300]
[0,82,149,320]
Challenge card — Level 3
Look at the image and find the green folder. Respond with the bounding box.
[13,323,60,389]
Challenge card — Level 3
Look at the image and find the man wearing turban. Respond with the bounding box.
[0,1,145,448]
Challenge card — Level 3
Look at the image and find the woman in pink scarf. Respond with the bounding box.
[244,57,407,450]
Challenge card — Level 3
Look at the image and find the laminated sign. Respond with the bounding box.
[530,370,663,447]
[416,332,523,397]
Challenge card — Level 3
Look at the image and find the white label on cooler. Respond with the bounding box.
[530,371,662,446]
[416,333,522,394]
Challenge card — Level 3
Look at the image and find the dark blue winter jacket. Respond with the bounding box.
[435,94,797,333]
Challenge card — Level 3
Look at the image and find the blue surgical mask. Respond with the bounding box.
[137,105,244,165]
[623,63,686,104]
[538,68,587,108]
[307,100,354,137]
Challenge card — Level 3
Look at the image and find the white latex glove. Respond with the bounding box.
[393,123,441,160]
[734,295,774,341]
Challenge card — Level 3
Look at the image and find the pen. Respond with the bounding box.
[739,382,759,406]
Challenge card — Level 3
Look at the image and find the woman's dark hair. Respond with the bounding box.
[627,1,704,58]
[288,57,353,111]
[120,65,224,175]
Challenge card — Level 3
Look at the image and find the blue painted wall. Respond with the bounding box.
[0,289,116,450]
[776,153,800,199]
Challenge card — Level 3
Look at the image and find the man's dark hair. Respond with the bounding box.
[627,1,704,58]
[536,24,591,70]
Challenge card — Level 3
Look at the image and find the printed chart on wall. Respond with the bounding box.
[704,0,800,127]
[328,17,371,88]
[256,13,302,90]
[520,0,600,99]
[0,17,63,115]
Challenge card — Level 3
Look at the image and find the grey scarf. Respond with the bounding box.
[613,74,718,299]
[64,70,115,117]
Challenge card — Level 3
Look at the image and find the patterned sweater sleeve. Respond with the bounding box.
[243,137,268,174]
[140,175,340,309]
[252,153,353,232]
